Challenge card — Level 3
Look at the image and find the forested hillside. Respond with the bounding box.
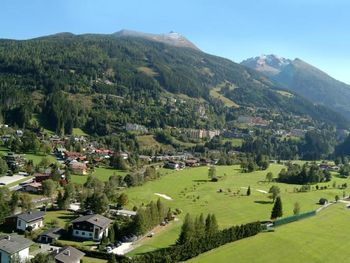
[0,33,347,135]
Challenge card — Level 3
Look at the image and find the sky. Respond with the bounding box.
[1,0,350,83]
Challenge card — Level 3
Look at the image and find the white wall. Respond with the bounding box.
[0,248,29,263]
[17,218,43,231]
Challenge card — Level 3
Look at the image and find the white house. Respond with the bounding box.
[71,214,112,241]
[0,234,33,263]
[15,211,45,231]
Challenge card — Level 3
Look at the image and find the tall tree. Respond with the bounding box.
[271,196,283,219]
[177,213,194,245]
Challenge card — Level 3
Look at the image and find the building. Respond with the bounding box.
[53,246,85,263]
[0,234,33,263]
[69,161,87,175]
[22,182,42,193]
[71,214,112,241]
[114,209,137,217]
[37,228,64,244]
[6,211,45,232]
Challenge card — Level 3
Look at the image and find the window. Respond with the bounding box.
[75,230,79,234]
[82,232,85,236]
[89,233,92,236]
[18,220,21,227]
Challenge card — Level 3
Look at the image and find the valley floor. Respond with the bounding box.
[124,164,349,256]
[188,203,350,263]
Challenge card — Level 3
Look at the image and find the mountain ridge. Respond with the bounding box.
[241,54,350,120]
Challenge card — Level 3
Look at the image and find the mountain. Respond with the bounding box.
[113,29,200,50]
[241,55,350,120]
[241,54,291,77]
[0,32,348,136]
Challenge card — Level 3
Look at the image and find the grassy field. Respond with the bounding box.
[222,138,243,147]
[72,128,89,136]
[137,135,175,152]
[70,167,128,184]
[83,257,107,263]
[125,164,348,255]
[44,210,78,227]
[210,82,239,108]
[0,146,56,165]
[188,204,350,263]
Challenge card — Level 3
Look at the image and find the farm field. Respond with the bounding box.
[125,164,349,255]
[70,167,127,184]
[188,204,350,263]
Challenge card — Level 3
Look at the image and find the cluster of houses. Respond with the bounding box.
[0,210,113,263]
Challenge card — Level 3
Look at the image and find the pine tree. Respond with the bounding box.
[247,186,251,196]
[177,213,194,244]
[271,196,283,219]
[108,225,115,243]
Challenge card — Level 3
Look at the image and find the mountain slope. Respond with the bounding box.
[241,55,350,120]
[0,33,348,135]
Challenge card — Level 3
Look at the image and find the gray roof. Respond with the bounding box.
[71,214,112,229]
[54,246,85,263]
[17,211,45,223]
[0,234,33,254]
[38,227,63,239]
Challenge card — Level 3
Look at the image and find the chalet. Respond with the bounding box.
[22,182,42,193]
[34,172,51,182]
[185,159,199,167]
[0,234,33,263]
[71,214,112,241]
[4,152,25,170]
[6,211,45,232]
[114,209,137,217]
[64,151,86,161]
[53,246,85,263]
[37,228,64,244]
[69,161,87,175]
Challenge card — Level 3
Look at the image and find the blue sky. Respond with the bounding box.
[1,0,350,83]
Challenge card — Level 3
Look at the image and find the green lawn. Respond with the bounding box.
[222,138,243,147]
[0,147,56,166]
[83,257,107,263]
[188,204,350,263]
[125,164,348,255]
[44,210,78,228]
[70,167,128,184]
[72,128,89,136]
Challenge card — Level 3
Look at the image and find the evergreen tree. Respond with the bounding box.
[247,186,251,196]
[271,196,283,219]
[177,213,194,244]
[108,225,115,243]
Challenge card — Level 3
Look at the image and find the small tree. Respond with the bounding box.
[271,196,283,219]
[117,193,129,207]
[266,172,273,183]
[268,185,280,202]
[335,195,340,202]
[208,166,218,182]
[247,186,251,196]
[293,202,300,215]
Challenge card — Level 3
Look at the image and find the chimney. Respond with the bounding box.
[6,235,10,241]
[64,249,70,256]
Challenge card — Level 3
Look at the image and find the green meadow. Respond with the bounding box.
[70,167,127,184]
[188,204,350,263]
[125,164,349,255]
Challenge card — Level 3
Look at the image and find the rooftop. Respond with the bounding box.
[71,214,112,229]
[0,234,33,254]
